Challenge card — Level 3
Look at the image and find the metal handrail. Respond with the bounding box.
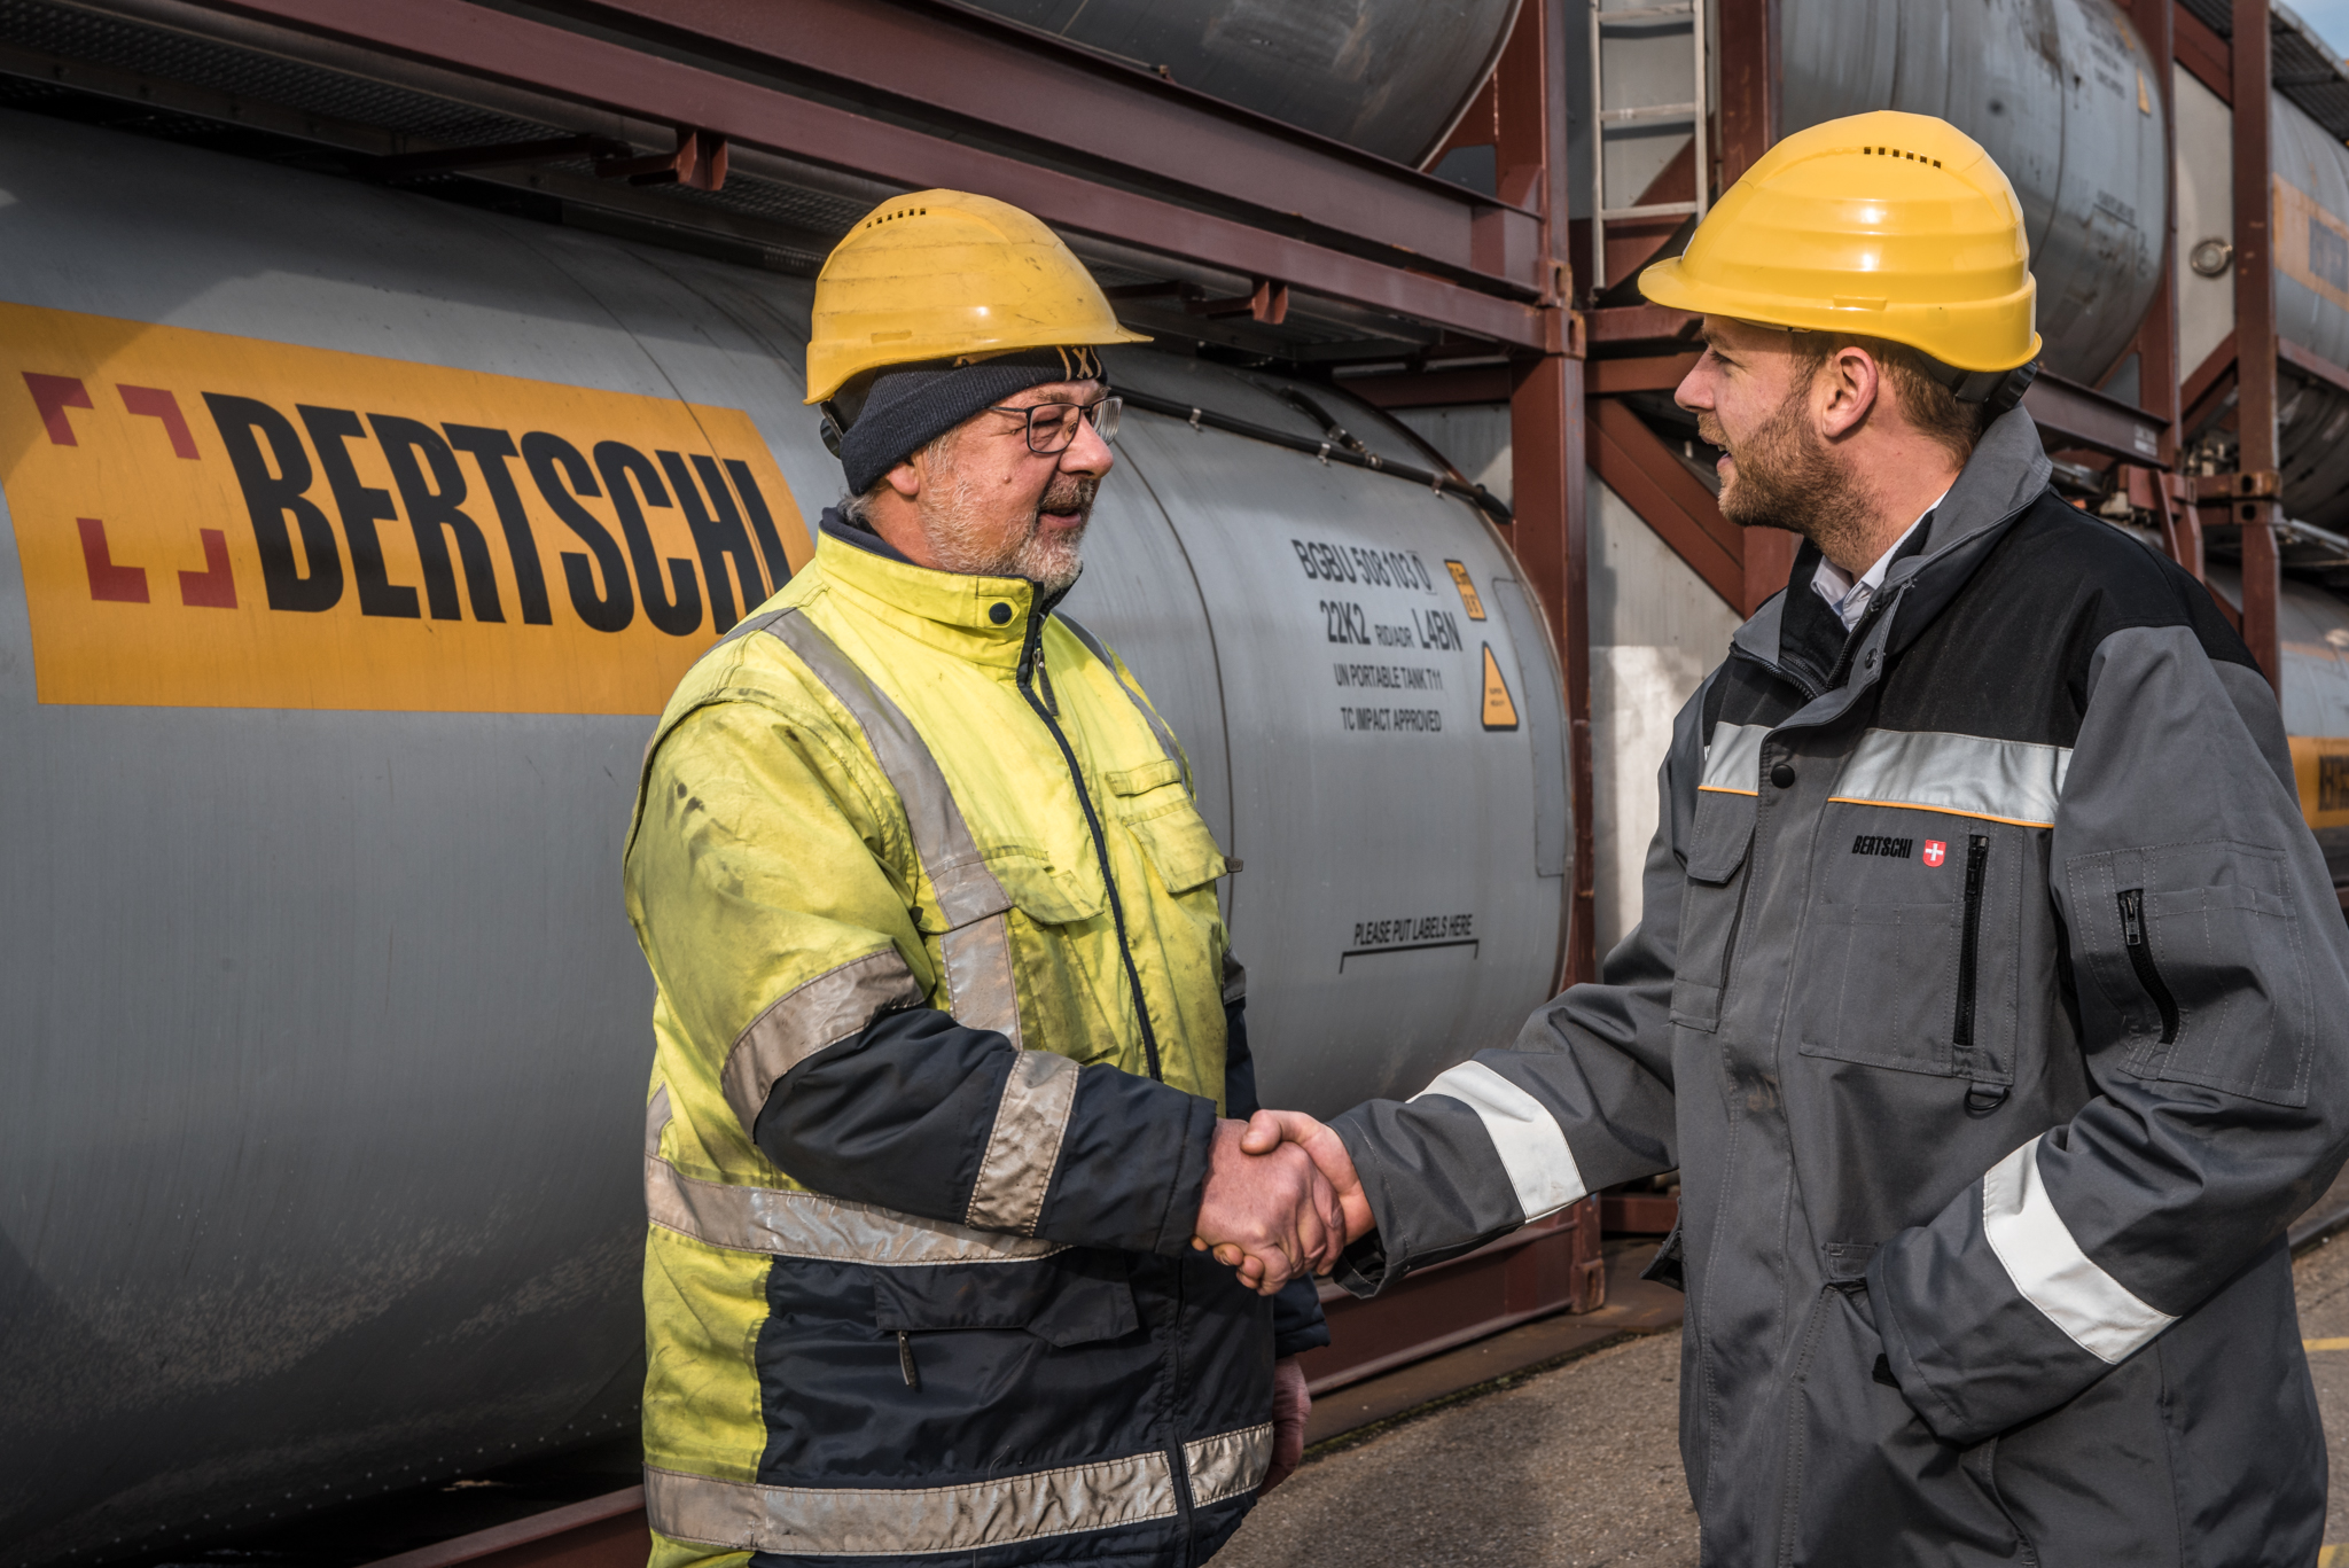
[1114,387,1513,524]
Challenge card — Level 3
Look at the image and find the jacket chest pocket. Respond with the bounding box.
[1794,807,2021,1103]
[1670,787,1758,1032]
[1111,774,1229,900]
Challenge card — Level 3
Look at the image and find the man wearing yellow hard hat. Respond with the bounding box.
[1234,112,2349,1563]
[622,190,1346,1568]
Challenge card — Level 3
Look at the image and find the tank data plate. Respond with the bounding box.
[0,302,810,713]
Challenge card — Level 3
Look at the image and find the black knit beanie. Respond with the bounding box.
[830,346,1103,495]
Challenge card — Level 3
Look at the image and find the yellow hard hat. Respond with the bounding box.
[1640,111,2040,375]
[804,189,1149,405]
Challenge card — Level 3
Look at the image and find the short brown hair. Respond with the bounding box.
[1792,332,1988,465]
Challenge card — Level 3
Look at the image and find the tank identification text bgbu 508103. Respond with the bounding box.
[0,301,812,713]
[1290,536,1438,594]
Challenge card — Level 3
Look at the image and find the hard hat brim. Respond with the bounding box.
[804,326,1151,406]
[1639,257,2040,374]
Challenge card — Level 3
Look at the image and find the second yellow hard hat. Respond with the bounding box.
[1640,111,2040,374]
[805,189,1149,406]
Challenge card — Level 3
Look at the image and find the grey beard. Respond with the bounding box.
[922,472,1097,596]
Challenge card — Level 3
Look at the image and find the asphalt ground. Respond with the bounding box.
[1220,1235,2349,1568]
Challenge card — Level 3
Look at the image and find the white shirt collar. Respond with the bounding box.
[1811,490,1948,632]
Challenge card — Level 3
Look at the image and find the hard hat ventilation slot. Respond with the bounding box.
[1860,146,1942,167]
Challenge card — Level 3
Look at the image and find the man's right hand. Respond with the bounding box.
[1192,1118,1349,1293]
[1211,1110,1374,1291]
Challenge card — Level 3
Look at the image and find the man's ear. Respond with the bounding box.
[1818,345,1881,440]
[884,456,923,501]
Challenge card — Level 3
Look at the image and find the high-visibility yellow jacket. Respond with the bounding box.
[624,516,1324,1568]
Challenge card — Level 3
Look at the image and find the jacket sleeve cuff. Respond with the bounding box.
[1035,1063,1218,1256]
[1271,1274,1331,1359]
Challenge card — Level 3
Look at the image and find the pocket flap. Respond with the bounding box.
[1106,758,1183,796]
[1685,787,1758,885]
[984,847,1106,926]
[1122,799,1230,896]
[872,1251,1137,1348]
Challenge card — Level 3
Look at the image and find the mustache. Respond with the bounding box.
[1694,412,1729,453]
[1038,473,1099,520]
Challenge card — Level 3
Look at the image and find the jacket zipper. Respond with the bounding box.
[1168,1262,1194,1565]
[1016,601,1165,1082]
[1717,871,1752,998]
[1953,835,1990,1048]
[2116,888,2181,1044]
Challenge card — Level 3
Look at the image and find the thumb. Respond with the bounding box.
[1239,1108,1286,1155]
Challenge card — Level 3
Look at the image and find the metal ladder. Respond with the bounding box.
[1588,0,1709,292]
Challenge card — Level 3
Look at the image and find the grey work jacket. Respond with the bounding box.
[1331,408,2349,1566]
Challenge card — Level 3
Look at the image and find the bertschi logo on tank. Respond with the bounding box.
[0,301,812,713]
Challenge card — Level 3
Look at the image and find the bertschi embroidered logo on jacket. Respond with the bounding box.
[1328,408,2349,1567]
[624,521,1319,1568]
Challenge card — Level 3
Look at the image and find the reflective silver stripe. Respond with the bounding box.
[939,912,1023,1046]
[645,1449,1173,1555]
[1185,1424,1275,1507]
[643,1086,1062,1265]
[1981,1137,2174,1364]
[1699,722,1771,794]
[1412,1060,1586,1222]
[1831,727,2072,829]
[644,1426,1275,1555]
[767,610,1011,927]
[719,947,925,1133]
[1058,612,1185,776]
[966,1049,1082,1234]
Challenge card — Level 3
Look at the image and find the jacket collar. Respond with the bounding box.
[813,507,1040,669]
[1730,405,2053,683]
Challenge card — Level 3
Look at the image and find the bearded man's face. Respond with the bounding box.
[1676,318,1859,547]
[914,379,1110,598]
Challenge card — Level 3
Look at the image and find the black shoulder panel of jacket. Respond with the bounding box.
[1703,636,1805,736]
[1878,491,2255,749]
[1705,491,2256,752]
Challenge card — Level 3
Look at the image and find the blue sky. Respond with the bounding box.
[2294,0,2349,58]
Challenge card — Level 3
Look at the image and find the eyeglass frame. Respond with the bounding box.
[981,393,1123,456]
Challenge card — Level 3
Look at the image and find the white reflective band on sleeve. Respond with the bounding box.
[1831,728,2072,828]
[1981,1137,2176,1365]
[1413,1060,1586,1222]
[1700,722,1772,795]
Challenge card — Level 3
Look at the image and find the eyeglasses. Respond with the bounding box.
[984,395,1122,455]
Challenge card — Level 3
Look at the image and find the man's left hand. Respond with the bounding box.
[1264,1356,1310,1493]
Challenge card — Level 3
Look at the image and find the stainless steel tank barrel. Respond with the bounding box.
[0,108,1567,1559]
[1778,0,2169,387]
[956,0,1524,168]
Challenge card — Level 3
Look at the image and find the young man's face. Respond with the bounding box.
[906,379,1115,596]
[1674,316,1849,536]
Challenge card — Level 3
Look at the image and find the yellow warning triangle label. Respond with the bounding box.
[1480,644,1519,731]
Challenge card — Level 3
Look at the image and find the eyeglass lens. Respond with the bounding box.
[1024,397,1122,453]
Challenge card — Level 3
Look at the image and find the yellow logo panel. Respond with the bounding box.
[0,302,812,713]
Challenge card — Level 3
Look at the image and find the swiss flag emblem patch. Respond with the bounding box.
[1923,840,1948,867]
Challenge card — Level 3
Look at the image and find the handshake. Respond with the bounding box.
[1190,1109,1376,1293]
